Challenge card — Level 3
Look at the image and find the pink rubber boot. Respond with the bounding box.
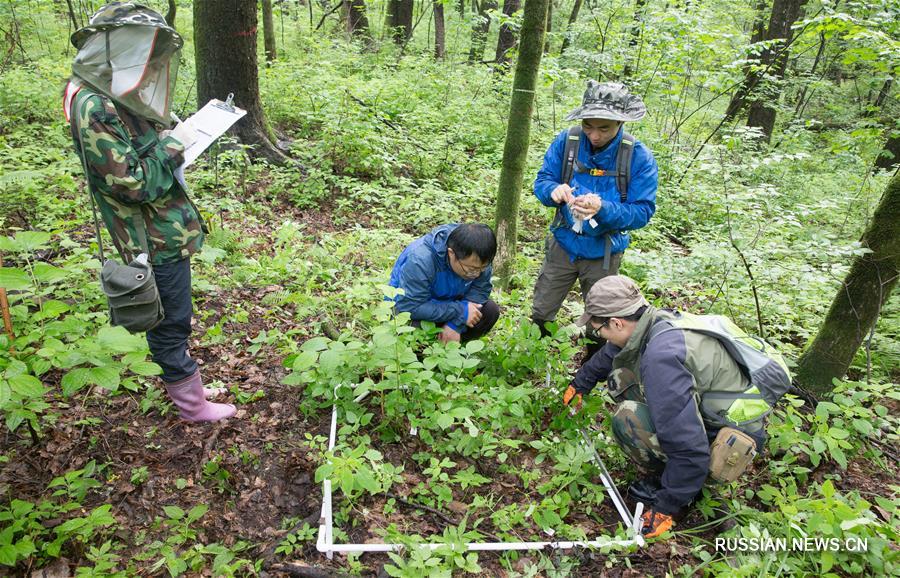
[165,371,236,422]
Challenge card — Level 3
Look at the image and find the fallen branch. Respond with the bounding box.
[385,492,502,541]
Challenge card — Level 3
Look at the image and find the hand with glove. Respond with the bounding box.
[562,384,583,412]
[640,509,674,538]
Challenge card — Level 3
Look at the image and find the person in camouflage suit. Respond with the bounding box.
[65,2,235,422]
[562,276,768,538]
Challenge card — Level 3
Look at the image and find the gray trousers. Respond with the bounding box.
[531,235,622,322]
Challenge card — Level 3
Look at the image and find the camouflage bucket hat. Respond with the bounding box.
[565,81,647,122]
[71,2,182,49]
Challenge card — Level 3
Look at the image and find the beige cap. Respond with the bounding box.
[575,275,649,327]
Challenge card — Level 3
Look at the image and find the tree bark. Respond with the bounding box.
[494,0,521,68]
[559,0,581,53]
[468,0,496,63]
[347,0,372,38]
[194,0,287,164]
[164,0,177,29]
[262,0,278,61]
[874,131,900,170]
[723,0,769,123]
[434,0,446,58]
[543,0,552,53]
[493,0,549,288]
[745,0,808,142]
[795,173,900,394]
[387,0,414,44]
[621,0,646,80]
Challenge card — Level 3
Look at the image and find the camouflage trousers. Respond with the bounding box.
[611,400,668,472]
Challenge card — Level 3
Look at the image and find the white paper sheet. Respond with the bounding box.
[177,98,247,168]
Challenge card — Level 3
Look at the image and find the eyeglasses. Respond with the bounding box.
[449,249,489,277]
[592,317,611,329]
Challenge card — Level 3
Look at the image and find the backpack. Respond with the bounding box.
[655,313,792,426]
[552,126,636,269]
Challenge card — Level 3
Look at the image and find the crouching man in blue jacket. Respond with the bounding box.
[389,223,500,343]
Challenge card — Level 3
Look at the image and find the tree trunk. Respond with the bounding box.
[494,0,521,68]
[723,0,768,123]
[621,0,646,80]
[387,0,414,44]
[262,0,278,61]
[795,173,900,394]
[543,0,552,53]
[164,0,176,29]
[194,0,286,164]
[745,0,808,142]
[559,0,581,53]
[347,0,372,38]
[874,131,900,170]
[434,0,446,58]
[468,0,496,63]
[494,0,549,288]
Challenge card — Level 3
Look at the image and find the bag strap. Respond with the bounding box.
[70,89,153,263]
[616,132,634,203]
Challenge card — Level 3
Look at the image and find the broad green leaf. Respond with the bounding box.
[187,504,208,522]
[162,505,185,520]
[13,231,52,252]
[292,350,319,372]
[89,366,121,390]
[820,479,835,498]
[301,337,331,352]
[436,413,454,429]
[9,374,45,397]
[129,361,162,376]
[61,368,91,396]
[0,381,9,408]
[0,268,30,291]
[0,543,17,566]
[32,262,67,283]
[5,411,24,433]
[97,326,146,353]
[449,407,473,419]
[465,340,485,354]
[35,300,70,319]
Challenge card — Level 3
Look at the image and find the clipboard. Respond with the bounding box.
[176,94,247,168]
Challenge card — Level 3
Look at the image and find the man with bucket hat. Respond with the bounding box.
[64,2,236,422]
[531,81,658,355]
[563,276,773,538]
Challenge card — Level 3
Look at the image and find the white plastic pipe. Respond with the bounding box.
[316,384,646,559]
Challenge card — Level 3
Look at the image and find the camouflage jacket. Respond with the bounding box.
[69,85,204,265]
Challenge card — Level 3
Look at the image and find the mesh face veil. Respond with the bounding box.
[72,25,180,125]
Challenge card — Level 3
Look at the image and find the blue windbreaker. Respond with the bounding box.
[533,127,658,260]
[388,224,493,333]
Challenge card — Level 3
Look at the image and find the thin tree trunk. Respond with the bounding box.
[745,0,808,142]
[194,0,286,164]
[434,0,446,58]
[494,0,549,288]
[164,0,176,28]
[468,0,496,63]
[262,0,278,61]
[495,0,521,67]
[724,0,768,122]
[64,0,80,29]
[621,0,646,80]
[872,78,892,110]
[795,173,900,394]
[560,0,581,53]
[543,0,552,53]
[793,31,826,117]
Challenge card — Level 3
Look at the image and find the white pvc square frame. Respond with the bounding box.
[317,385,645,559]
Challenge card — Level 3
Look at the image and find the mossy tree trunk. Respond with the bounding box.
[347,0,372,39]
[493,0,549,288]
[559,0,581,53]
[194,0,287,164]
[795,172,900,394]
[387,0,414,44]
[468,0,496,63]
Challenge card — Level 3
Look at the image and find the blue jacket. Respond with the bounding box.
[533,127,658,260]
[388,224,493,333]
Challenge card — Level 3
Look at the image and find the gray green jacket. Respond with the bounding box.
[69,84,204,265]
[574,307,758,515]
